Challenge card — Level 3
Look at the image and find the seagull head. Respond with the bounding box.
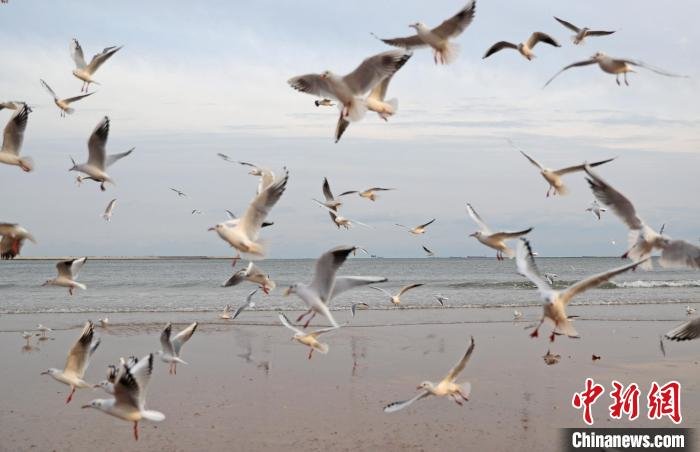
[81,399,106,410]
[208,223,223,232]
[283,284,298,296]
[409,22,424,30]
[40,368,59,376]
[320,70,333,80]
[469,231,482,238]
[592,52,606,60]
[41,279,53,287]
[417,381,433,391]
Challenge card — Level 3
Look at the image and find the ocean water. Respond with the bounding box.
[1,257,698,316]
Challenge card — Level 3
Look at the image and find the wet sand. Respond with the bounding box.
[1,307,699,451]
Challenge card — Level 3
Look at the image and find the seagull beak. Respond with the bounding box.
[468,232,477,237]
[40,371,49,375]
[415,385,422,390]
[207,226,216,231]
[283,286,292,296]
[81,404,91,409]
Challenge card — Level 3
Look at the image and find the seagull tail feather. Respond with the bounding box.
[345,97,367,122]
[141,410,165,422]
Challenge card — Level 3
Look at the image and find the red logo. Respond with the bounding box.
[647,380,682,424]
[572,378,605,425]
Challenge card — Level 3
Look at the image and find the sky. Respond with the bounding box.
[0,0,698,258]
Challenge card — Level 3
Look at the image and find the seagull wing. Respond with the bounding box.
[69,257,87,279]
[233,290,258,319]
[70,39,87,69]
[665,317,700,342]
[417,219,435,229]
[105,147,134,168]
[278,312,304,336]
[398,283,424,297]
[560,259,648,305]
[584,164,644,230]
[287,73,336,99]
[554,157,615,175]
[40,79,58,101]
[86,45,122,74]
[87,116,110,169]
[466,203,491,234]
[159,323,175,355]
[384,391,431,413]
[623,60,688,78]
[322,177,335,202]
[222,269,246,287]
[544,58,597,87]
[430,0,477,39]
[585,30,616,37]
[63,321,100,378]
[1,104,30,155]
[660,240,700,269]
[422,245,433,254]
[62,92,95,105]
[240,168,289,241]
[516,239,552,295]
[309,245,356,303]
[370,286,393,297]
[114,353,153,410]
[342,50,412,96]
[490,227,533,241]
[338,190,358,197]
[482,41,518,58]
[329,276,388,303]
[526,32,560,49]
[553,17,580,33]
[172,322,198,355]
[335,114,351,143]
[444,336,475,382]
[519,150,545,171]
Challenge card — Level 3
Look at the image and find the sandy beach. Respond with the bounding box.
[2,306,698,452]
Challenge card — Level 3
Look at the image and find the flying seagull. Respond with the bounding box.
[422,245,435,257]
[385,336,475,412]
[157,322,198,375]
[351,302,370,317]
[284,245,387,328]
[318,177,344,211]
[40,79,94,117]
[42,257,88,295]
[339,187,395,202]
[466,203,532,260]
[0,104,34,172]
[586,200,606,220]
[483,32,560,60]
[102,199,117,222]
[169,188,187,197]
[41,321,100,403]
[395,219,435,235]
[231,289,259,320]
[0,223,36,259]
[372,0,476,65]
[553,17,615,45]
[209,168,289,260]
[517,238,646,342]
[434,294,449,306]
[223,262,276,294]
[82,354,165,441]
[288,50,412,122]
[544,52,688,87]
[370,283,424,306]
[70,116,134,191]
[94,356,138,395]
[313,200,371,230]
[278,313,339,360]
[70,39,122,92]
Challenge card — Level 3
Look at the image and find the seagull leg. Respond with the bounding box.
[458,389,469,402]
[231,254,240,267]
[65,386,75,404]
[173,363,177,375]
[307,348,314,360]
[616,75,620,86]
[549,331,556,342]
[262,285,270,295]
[624,73,629,86]
[296,309,312,323]
[303,312,316,329]
[133,421,139,441]
[433,51,438,65]
[100,182,106,192]
[530,319,543,338]
[451,394,463,406]
[69,287,74,296]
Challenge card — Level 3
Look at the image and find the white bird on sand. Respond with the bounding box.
[665,317,700,342]
[372,1,476,65]
[395,219,435,235]
[209,169,288,260]
[21,331,32,346]
[422,245,435,257]
[231,289,259,320]
[40,79,94,117]
[157,322,198,375]
[0,223,36,259]
[288,50,412,122]
[513,310,523,320]
[70,39,122,92]
[687,306,697,316]
[339,187,395,202]
[70,116,134,191]
[169,188,187,197]
[219,304,233,320]
[545,52,688,87]
[279,313,339,360]
[284,245,388,328]
[0,103,34,172]
[82,353,165,441]
[351,302,370,317]
[334,70,406,142]
[517,238,646,342]
[585,164,700,270]
[466,203,532,260]
[385,336,475,412]
[42,257,88,295]
[37,324,53,338]
[370,283,424,306]
[586,200,606,220]
[223,262,276,294]
[483,32,560,60]
[102,199,117,222]
[313,200,371,230]
[514,142,615,196]
[434,294,448,306]
[553,17,615,45]
[543,272,559,285]
[98,318,109,327]
[41,320,101,403]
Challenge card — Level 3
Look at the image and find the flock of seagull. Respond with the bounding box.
[1,0,698,442]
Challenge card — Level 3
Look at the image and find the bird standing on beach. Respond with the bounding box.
[40,79,94,117]
[385,336,475,412]
[0,223,36,259]
[553,17,615,45]
[158,322,198,375]
[70,39,122,92]
[42,257,88,295]
[466,203,532,260]
[395,219,435,235]
[0,103,34,172]
[41,321,101,403]
[370,283,424,306]
[372,1,476,65]
[483,32,560,60]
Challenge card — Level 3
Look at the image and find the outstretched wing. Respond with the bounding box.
[624,60,688,78]
[398,283,424,297]
[553,17,580,33]
[105,148,134,168]
[342,50,412,96]
[554,157,615,176]
[63,92,94,105]
[172,322,198,355]
[560,259,648,305]
[86,45,122,74]
[329,276,388,303]
[482,41,517,59]
[309,245,356,303]
[87,116,110,169]
[444,336,475,382]
[584,164,644,230]
[431,0,477,39]
[322,177,334,202]
[526,32,560,49]
[384,391,431,413]
[2,104,30,155]
[660,240,700,269]
[40,79,58,101]
[516,239,552,295]
[63,321,100,378]
[278,312,304,336]
[465,203,491,234]
[159,323,175,355]
[665,317,700,342]
[70,39,87,69]
[544,58,597,87]
[491,227,533,241]
[417,219,435,229]
[240,168,289,241]
[287,74,336,98]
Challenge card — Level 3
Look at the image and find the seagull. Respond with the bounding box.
[98,318,109,327]
[217,152,235,163]
[514,143,615,196]
[0,223,36,259]
[231,289,259,320]
[218,212,274,265]
[0,100,26,111]
[21,331,32,346]
[157,322,198,375]
[384,336,475,413]
[334,70,405,142]
[288,50,412,122]
[585,164,700,270]
[219,304,233,320]
[169,188,187,197]
[543,273,559,285]
[278,313,338,360]
[102,199,117,222]
[351,302,370,317]
[372,0,476,65]
[42,257,88,295]
[483,32,560,60]
[70,116,134,191]
[517,238,646,342]
[191,209,202,215]
[315,99,335,107]
[553,17,615,45]
[82,354,165,441]
[586,200,606,220]
[687,306,697,316]
[665,317,700,342]
[513,310,523,320]
[40,79,94,117]
[41,320,100,403]
[318,177,344,210]
[0,103,33,172]
[395,219,435,235]
[37,324,52,338]
[422,245,435,257]
[237,161,276,194]
[544,52,688,87]
[313,200,371,230]
[370,283,424,306]
[284,245,388,328]
[209,168,288,260]
[223,262,276,294]
[542,349,561,366]
[94,357,138,395]
[70,39,122,92]
[434,294,448,306]
[466,203,532,260]
[339,187,395,202]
